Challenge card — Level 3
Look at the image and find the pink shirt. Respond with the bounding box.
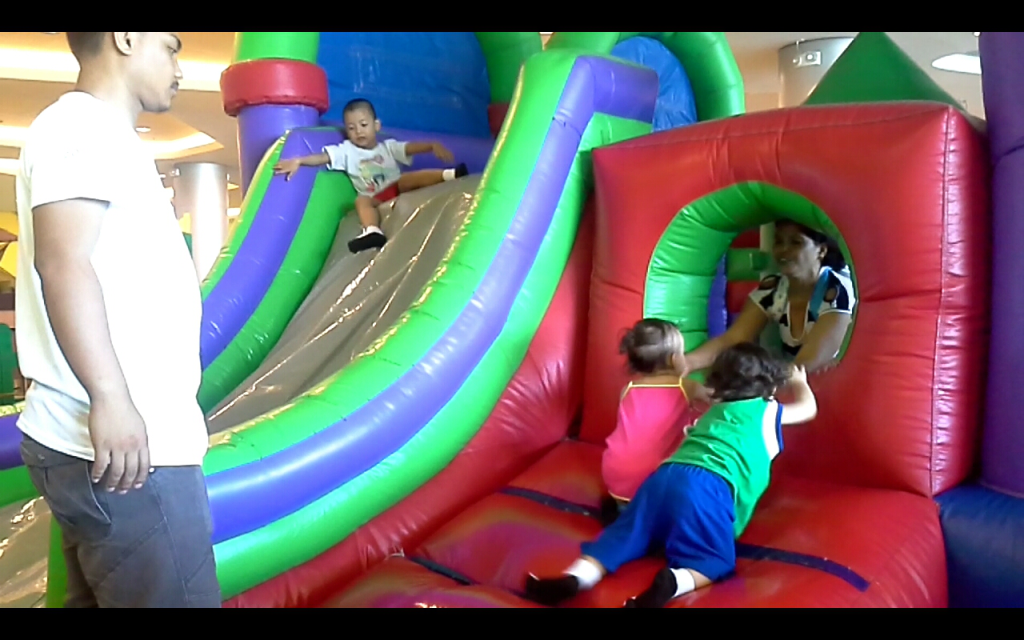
[601,380,702,501]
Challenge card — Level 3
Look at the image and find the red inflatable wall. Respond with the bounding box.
[583,103,990,498]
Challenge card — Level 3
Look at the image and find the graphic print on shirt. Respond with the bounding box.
[358,153,390,195]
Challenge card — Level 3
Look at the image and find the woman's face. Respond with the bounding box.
[773,224,826,280]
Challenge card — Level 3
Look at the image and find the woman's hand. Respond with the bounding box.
[789,364,808,386]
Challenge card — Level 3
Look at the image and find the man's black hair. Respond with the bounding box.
[705,342,792,403]
[66,32,108,61]
[343,99,377,119]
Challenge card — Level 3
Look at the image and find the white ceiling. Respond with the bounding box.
[0,32,983,214]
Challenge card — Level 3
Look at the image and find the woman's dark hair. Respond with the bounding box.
[705,342,791,402]
[619,319,683,375]
[775,218,847,271]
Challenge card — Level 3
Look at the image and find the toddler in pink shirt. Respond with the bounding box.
[600,319,710,525]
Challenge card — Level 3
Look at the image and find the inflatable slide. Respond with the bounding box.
[223,33,1002,608]
[0,32,747,606]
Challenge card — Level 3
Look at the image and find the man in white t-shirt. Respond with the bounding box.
[15,32,220,608]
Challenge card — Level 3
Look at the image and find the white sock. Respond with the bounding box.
[565,558,603,590]
[358,225,383,238]
[442,168,455,181]
[671,568,696,597]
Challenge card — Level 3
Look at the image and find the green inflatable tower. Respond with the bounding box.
[804,31,965,110]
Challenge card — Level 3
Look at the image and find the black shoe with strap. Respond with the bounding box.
[348,230,387,254]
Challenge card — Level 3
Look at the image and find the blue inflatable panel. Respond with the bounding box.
[936,484,1024,607]
[611,37,720,333]
[317,32,492,139]
[708,257,728,339]
[611,36,698,133]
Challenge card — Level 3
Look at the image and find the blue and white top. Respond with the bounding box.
[748,266,857,359]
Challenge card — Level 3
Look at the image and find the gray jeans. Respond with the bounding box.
[20,435,222,608]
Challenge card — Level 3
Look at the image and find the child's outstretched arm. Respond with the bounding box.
[273,152,331,181]
[405,142,454,163]
[681,378,713,407]
[779,365,818,425]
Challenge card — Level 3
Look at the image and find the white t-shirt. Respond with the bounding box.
[323,139,412,198]
[15,91,209,467]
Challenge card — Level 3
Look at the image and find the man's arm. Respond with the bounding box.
[33,198,149,490]
[34,199,128,400]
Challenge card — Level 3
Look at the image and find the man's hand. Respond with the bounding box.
[432,143,454,163]
[89,389,151,493]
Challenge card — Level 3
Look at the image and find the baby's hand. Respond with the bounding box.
[273,159,301,181]
[789,364,808,385]
[432,143,454,163]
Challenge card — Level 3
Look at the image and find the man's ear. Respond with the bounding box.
[112,33,138,56]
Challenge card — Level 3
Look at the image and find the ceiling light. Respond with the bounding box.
[932,53,981,75]
[0,47,227,92]
[136,126,151,133]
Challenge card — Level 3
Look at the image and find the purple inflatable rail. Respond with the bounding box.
[979,32,1024,497]
[0,413,19,469]
[203,56,658,544]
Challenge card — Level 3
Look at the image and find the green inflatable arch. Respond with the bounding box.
[645,181,858,360]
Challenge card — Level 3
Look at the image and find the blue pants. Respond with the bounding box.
[582,463,737,582]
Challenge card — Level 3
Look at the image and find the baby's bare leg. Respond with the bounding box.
[354,196,381,229]
[347,196,387,254]
[398,170,445,192]
[397,163,469,193]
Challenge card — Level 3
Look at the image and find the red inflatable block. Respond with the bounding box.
[330,447,944,607]
[415,492,603,593]
[321,558,544,608]
[584,103,990,498]
[220,59,330,117]
[733,228,762,249]
[726,281,758,314]
[488,103,510,138]
[506,440,606,509]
